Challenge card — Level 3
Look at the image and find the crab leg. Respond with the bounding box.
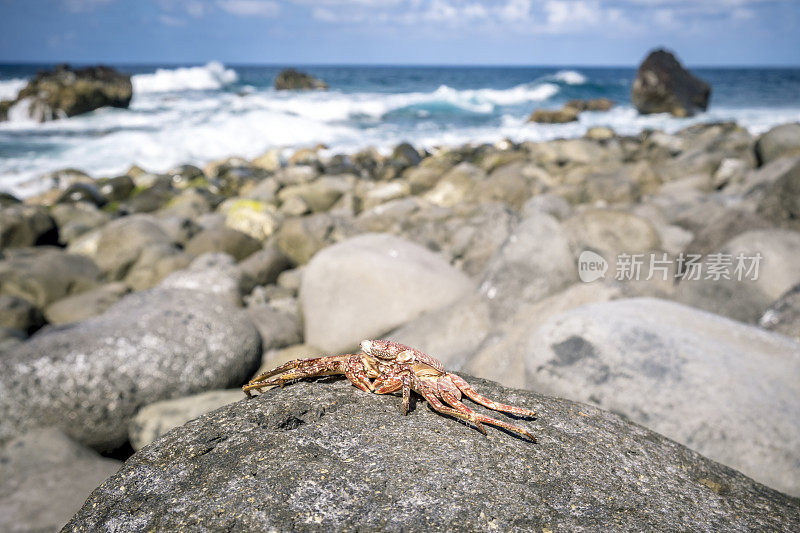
[372,366,414,414]
[243,355,372,397]
[439,391,536,442]
[449,374,537,418]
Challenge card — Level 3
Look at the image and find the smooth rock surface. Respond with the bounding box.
[0,286,261,450]
[65,377,798,532]
[525,297,800,496]
[1,428,122,533]
[755,123,800,165]
[301,233,472,353]
[129,390,243,450]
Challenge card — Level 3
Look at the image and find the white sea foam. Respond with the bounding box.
[0,78,26,101]
[551,70,587,85]
[132,61,238,93]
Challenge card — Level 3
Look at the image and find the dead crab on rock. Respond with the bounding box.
[243,339,537,441]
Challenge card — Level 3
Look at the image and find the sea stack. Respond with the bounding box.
[631,49,711,117]
[0,64,132,122]
[274,69,328,91]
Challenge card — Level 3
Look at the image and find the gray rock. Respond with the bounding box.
[756,156,800,230]
[275,213,335,265]
[0,286,261,450]
[525,297,800,496]
[755,123,800,165]
[0,204,58,249]
[274,69,327,91]
[3,64,131,122]
[237,244,291,294]
[159,253,242,304]
[74,214,175,279]
[64,378,798,532]
[564,209,661,259]
[43,282,128,325]
[479,209,575,319]
[301,233,473,353]
[122,243,193,291]
[676,229,800,322]
[760,283,800,339]
[0,428,121,533]
[631,49,710,117]
[0,294,43,334]
[129,390,242,450]
[50,202,110,245]
[184,226,262,261]
[0,247,101,308]
[247,304,302,351]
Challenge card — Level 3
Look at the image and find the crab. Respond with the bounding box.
[243,339,537,441]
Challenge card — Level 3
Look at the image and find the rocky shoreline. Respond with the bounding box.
[2,120,800,531]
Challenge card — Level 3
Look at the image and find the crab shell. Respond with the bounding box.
[360,339,445,372]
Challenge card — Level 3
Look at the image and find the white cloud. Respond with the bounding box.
[217,0,280,17]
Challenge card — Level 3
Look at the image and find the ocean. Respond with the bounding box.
[1,62,799,196]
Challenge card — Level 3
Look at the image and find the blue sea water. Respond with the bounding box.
[1,62,799,195]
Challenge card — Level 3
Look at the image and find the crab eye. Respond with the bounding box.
[397,350,414,363]
[360,340,373,354]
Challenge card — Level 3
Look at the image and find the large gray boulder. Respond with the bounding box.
[0,204,58,248]
[64,378,798,531]
[755,123,800,166]
[301,233,472,353]
[631,49,711,117]
[0,284,261,450]
[525,297,800,496]
[0,428,122,533]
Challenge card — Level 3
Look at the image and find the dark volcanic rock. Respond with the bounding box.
[4,64,132,122]
[274,69,328,91]
[631,49,711,117]
[528,106,579,123]
[0,287,261,450]
[64,377,798,532]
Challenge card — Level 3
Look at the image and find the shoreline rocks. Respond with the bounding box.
[274,69,328,91]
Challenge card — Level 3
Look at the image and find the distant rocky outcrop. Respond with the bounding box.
[631,49,710,117]
[0,64,132,122]
[528,98,615,124]
[274,69,328,91]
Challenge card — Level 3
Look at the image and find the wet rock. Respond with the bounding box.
[631,49,711,117]
[122,180,174,213]
[760,283,800,339]
[0,247,101,307]
[527,106,579,123]
[566,98,615,112]
[301,233,472,353]
[0,283,261,450]
[0,428,121,533]
[96,174,135,202]
[65,377,798,532]
[3,64,132,122]
[0,204,58,248]
[525,297,800,496]
[755,122,800,166]
[44,282,128,325]
[391,142,423,167]
[274,69,327,91]
[184,226,262,261]
[129,390,242,451]
[57,182,106,207]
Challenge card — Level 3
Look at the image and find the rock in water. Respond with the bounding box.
[2,64,132,122]
[0,286,261,450]
[63,378,798,531]
[274,69,328,91]
[631,49,711,117]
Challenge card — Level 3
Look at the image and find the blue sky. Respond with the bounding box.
[0,0,798,66]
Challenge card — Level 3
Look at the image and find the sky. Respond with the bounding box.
[0,0,798,66]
